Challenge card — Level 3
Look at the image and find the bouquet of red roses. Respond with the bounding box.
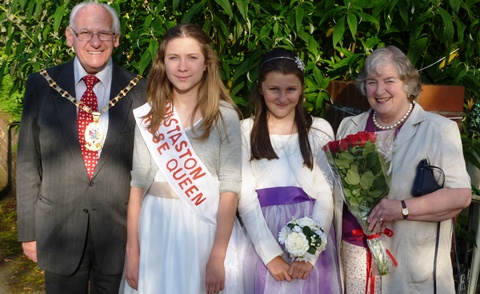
[323,131,394,275]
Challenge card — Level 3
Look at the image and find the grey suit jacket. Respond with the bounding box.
[16,60,147,275]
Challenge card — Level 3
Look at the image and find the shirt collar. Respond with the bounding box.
[73,57,113,86]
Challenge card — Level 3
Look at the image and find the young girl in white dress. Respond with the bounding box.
[120,23,245,294]
[238,48,342,293]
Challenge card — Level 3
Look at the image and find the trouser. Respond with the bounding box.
[44,223,122,294]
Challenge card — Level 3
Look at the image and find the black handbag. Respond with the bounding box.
[411,158,445,196]
[410,158,446,294]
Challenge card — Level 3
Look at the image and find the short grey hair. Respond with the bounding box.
[69,1,121,36]
[356,45,422,101]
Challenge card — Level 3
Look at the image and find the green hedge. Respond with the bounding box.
[1,0,479,117]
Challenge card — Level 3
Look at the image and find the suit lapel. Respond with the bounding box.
[49,62,89,173]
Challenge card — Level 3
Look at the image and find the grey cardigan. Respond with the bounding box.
[131,100,242,197]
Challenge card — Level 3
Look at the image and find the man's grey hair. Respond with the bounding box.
[69,1,121,35]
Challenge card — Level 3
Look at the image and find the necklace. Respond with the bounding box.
[40,69,142,151]
[372,103,413,130]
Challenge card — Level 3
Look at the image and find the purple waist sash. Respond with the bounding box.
[256,186,314,207]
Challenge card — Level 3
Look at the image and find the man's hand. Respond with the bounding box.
[22,241,38,262]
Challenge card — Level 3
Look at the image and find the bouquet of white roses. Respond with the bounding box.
[278,217,327,262]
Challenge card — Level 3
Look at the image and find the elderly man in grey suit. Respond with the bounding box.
[16,2,146,293]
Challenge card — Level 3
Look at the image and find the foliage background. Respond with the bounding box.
[1,0,480,167]
[1,1,479,291]
[2,0,480,116]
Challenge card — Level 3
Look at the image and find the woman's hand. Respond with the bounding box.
[288,261,313,279]
[125,247,140,290]
[266,256,292,282]
[205,255,225,294]
[125,187,144,290]
[367,198,403,232]
[367,187,472,231]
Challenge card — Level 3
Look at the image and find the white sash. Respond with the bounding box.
[133,102,219,226]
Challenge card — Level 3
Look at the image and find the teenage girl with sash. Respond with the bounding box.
[121,23,245,294]
[238,48,343,293]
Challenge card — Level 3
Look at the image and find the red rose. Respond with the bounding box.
[339,138,350,150]
[324,140,340,153]
[344,134,356,146]
[368,131,376,143]
[356,131,369,146]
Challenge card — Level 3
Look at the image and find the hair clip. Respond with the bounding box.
[259,56,305,72]
[294,56,305,71]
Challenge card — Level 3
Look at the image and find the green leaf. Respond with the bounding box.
[215,0,233,18]
[53,4,66,32]
[307,246,316,255]
[147,39,159,61]
[138,49,152,75]
[346,168,360,185]
[368,189,385,199]
[234,0,248,21]
[182,1,205,23]
[172,0,180,10]
[398,0,409,26]
[33,1,43,18]
[360,170,374,190]
[449,0,461,14]
[230,80,244,97]
[355,11,380,27]
[143,15,153,29]
[347,13,357,40]
[295,6,305,33]
[407,37,427,68]
[26,1,35,18]
[273,21,279,37]
[456,21,466,44]
[344,188,353,199]
[15,40,27,57]
[438,7,454,41]
[332,16,345,46]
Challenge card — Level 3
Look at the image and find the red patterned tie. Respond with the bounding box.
[78,75,100,179]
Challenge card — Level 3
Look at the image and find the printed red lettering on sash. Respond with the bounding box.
[157,142,169,154]
[134,102,218,226]
[191,193,207,206]
[178,177,193,190]
[175,140,188,152]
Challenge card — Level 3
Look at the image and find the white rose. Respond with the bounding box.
[285,232,309,257]
[297,217,319,230]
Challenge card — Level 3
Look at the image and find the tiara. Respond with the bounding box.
[259,56,305,72]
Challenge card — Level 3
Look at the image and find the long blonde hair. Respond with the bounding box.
[146,23,238,141]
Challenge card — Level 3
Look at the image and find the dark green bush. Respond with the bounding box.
[1,0,479,116]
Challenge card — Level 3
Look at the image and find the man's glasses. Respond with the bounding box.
[71,28,116,42]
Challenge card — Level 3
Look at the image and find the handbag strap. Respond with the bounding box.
[433,221,440,294]
[427,164,445,187]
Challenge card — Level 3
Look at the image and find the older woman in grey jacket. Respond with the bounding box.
[337,45,471,294]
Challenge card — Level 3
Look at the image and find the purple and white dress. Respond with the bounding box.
[239,117,342,294]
